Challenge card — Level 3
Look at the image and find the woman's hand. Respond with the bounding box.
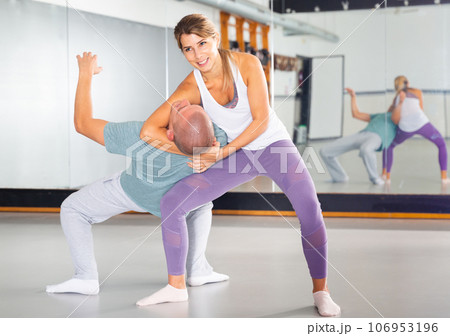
[188,141,222,173]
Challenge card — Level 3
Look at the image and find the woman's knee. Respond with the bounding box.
[160,183,195,218]
[433,136,447,150]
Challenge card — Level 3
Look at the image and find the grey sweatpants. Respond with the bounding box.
[60,172,214,280]
[319,131,382,183]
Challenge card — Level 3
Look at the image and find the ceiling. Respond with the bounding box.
[271,0,450,13]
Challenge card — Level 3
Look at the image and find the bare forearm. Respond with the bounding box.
[140,121,184,155]
[221,118,268,158]
[391,103,402,124]
[350,95,360,118]
[74,74,93,131]
[349,95,370,122]
[73,52,108,145]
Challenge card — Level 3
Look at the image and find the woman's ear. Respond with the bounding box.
[215,32,221,48]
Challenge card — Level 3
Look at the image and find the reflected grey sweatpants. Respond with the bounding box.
[320,131,382,183]
[60,171,214,280]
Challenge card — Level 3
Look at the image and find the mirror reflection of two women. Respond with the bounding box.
[321,77,448,185]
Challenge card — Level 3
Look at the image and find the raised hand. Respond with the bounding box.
[76,52,103,77]
[345,87,356,97]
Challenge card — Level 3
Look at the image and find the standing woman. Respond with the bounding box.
[137,14,340,317]
[382,76,448,182]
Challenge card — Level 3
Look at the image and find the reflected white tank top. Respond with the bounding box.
[395,91,429,132]
[193,61,290,150]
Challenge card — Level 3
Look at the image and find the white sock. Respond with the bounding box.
[313,291,341,317]
[442,178,450,184]
[372,178,385,185]
[136,284,188,306]
[187,271,230,287]
[46,278,99,295]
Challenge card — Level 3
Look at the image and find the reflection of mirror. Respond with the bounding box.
[383,2,448,194]
[273,3,390,194]
[1,1,448,202]
[249,1,449,195]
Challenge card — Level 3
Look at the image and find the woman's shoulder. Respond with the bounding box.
[232,51,260,67]
[177,71,198,90]
[407,88,422,99]
[231,51,262,81]
[408,87,422,95]
[174,71,201,104]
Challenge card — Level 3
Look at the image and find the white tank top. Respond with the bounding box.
[395,91,429,132]
[193,61,291,150]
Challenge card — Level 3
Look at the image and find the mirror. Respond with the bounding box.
[0,0,70,188]
[66,0,171,187]
[1,1,447,197]
[238,1,449,195]
[382,2,449,194]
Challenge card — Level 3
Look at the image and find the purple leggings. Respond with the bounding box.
[160,139,328,279]
[383,122,448,173]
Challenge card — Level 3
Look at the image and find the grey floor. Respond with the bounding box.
[232,138,450,195]
[1,212,449,318]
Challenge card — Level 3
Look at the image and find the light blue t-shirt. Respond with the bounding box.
[104,121,227,217]
[362,112,397,151]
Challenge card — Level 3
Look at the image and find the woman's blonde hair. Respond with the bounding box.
[174,14,234,92]
[394,75,408,92]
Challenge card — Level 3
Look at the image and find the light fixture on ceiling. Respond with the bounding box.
[175,0,339,42]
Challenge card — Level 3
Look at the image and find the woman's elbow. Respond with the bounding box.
[256,118,269,134]
[139,130,147,141]
[140,125,151,141]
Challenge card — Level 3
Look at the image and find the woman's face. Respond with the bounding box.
[395,76,408,90]
[180,33,220,73]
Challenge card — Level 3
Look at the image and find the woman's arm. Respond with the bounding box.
[387,95,397,113]
[391,91,405,125]
[345,88,370,122]
[410,88,424,110]
[139,75,200,155]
